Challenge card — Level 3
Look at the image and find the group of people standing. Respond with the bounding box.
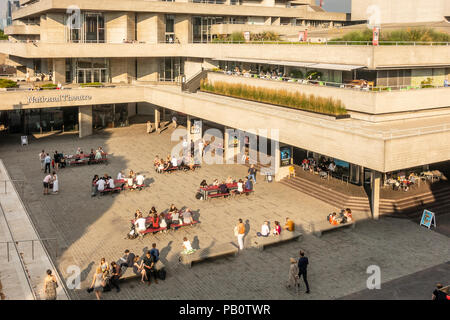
[43,171,58,195]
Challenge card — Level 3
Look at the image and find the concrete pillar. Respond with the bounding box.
[78,106,93,138]
[224,127,230,162]
[52,58,65,84]
[154,107,160,133]
[174,15,192,44]
[371,171,381,220]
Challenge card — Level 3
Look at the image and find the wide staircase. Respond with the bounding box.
[279,167,450,218]
[181,69,208,93]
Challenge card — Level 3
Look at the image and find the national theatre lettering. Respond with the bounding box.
[27,94,93,104]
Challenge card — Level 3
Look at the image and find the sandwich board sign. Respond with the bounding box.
[21,136,28,146]
[420,210,436,229]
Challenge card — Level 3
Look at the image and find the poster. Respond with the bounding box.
[298,30,308,42]
[280,146,291,167]
[420,210,436,229]
[372,27,380,46]
[244,31,250,42]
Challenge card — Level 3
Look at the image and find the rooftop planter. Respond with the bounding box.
[200,79,348,118]
[0,79,18,89]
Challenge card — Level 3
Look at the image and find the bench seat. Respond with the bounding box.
[170,220,198,229]
[310,220,356,237]
[100,187,122,194]
[140,226,167,235]
[251,231,302,251]
[180,242,238,268]
[119,261,166,281]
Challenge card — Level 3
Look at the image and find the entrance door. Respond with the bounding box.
[93,69,101,83]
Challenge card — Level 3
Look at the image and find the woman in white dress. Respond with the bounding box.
[52,172,59,194]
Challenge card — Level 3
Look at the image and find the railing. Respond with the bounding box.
[1,238,58,262]
[2,39,450,46]
[181,69,208,93]
[211,70,449,92]
[0,179,25,195]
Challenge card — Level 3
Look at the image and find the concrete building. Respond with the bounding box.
[351,0,450,24]
[0,0,450,219]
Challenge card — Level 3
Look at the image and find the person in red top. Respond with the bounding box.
[151,213,159,228]
[329,212,339,225]
[273,221,282,235]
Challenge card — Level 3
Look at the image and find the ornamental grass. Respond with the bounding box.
[200,80,347,116]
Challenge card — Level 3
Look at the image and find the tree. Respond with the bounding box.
[0,30,8,40]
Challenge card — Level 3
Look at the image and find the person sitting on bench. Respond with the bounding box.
[134,209,143,219]
[133,255,147,283]
[171,156,178,168]
[143,251,158,285]
[163,161,171,172]
[171,210,180,225]
[153,156,160,171]
[127,174,135,190]
[257,221,270,237]
[200,180,208,188]
[226,176,233,184]
[169,204,178,214]
[235,179,244,195]
[157,160,164,173]
[135,215,147,232]
[91,175,99,197]
[212,179,219,186]
[181,208,193,224]
[159,213,168,229]
[344,208,353,222]
[273,221,281,236]
[218,181,229,196]
[149,207,157,217]
[119,249,135,269]
[284,217,295,232]
[95,148,103,160]
[151,213,160,229]
[117,171,124,180]
[107,177,115,190]
[328,212,339,225]
[88,149,95,164]
[96,177,106,193]
[136,173,145,187]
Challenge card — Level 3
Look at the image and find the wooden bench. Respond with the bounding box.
[170,220,199,230]
[180,242,238,268]
[251,231,303,251]
[207,192,231,200]
[140,226,168,236]
[310,220,356,237]
[119,261,165,281]
[99,186,122,195]
[89,158,108,165]
[123,184,146,191]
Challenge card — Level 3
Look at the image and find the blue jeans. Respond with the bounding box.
[248,174,256,183]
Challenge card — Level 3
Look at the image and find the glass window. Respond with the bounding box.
[166,15,175,33]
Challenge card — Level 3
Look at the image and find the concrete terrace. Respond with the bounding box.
[0,124,449,299]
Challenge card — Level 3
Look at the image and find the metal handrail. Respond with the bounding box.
[1,39,449,46]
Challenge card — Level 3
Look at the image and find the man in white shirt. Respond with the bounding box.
[135,217,147,232]
[136,173,145,186]
[96,179,106,192]
[44,154,51,173]
[107,177,115,189]
[259,221,270,237]
[117,171,123,180]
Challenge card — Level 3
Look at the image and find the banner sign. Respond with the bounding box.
[27,94,93,104]
[280,146,292,167]
[420,210,436,229]
[298,30,308,42]
[372,27,380,46]
[21,136,28,146]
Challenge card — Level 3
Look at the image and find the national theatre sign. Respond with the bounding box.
[27,94,93,104]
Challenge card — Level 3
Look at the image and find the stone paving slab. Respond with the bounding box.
[0,125,448,300]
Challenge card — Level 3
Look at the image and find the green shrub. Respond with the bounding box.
[80,82,103,87]
[200,79,347,116]
[290,70,304,79]
[0,78,17,88]
[40,83,57,90]
[331,28,450,43]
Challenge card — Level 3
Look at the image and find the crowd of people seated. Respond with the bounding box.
[153,154,198,173]
[196,176,254,200]
[91,170,145,196]
[256,217,295,237]
[130,205,195,238]
[302,157,337,179]
[327,208,353,225]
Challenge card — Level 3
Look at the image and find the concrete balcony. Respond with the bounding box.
[12,0,347,20]
[2,42,449,70]
[4,24,40,36]
[207,72,450,116]
[1,84,450,172]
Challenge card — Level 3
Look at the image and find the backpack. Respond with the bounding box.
[195,192,203,200]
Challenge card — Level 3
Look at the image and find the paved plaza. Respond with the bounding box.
[0,123,449,300]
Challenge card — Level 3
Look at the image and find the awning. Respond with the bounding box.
[214,58,365,71]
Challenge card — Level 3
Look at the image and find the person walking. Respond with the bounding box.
[89,267,105,300]
[287,258,299,292]
[248,164,257,184]
[235,218,246,250]
[39,150,46,171]
[44,153,51,173]
[43,269,58,300]
[298,251,310,294]
[52,171,59,194]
